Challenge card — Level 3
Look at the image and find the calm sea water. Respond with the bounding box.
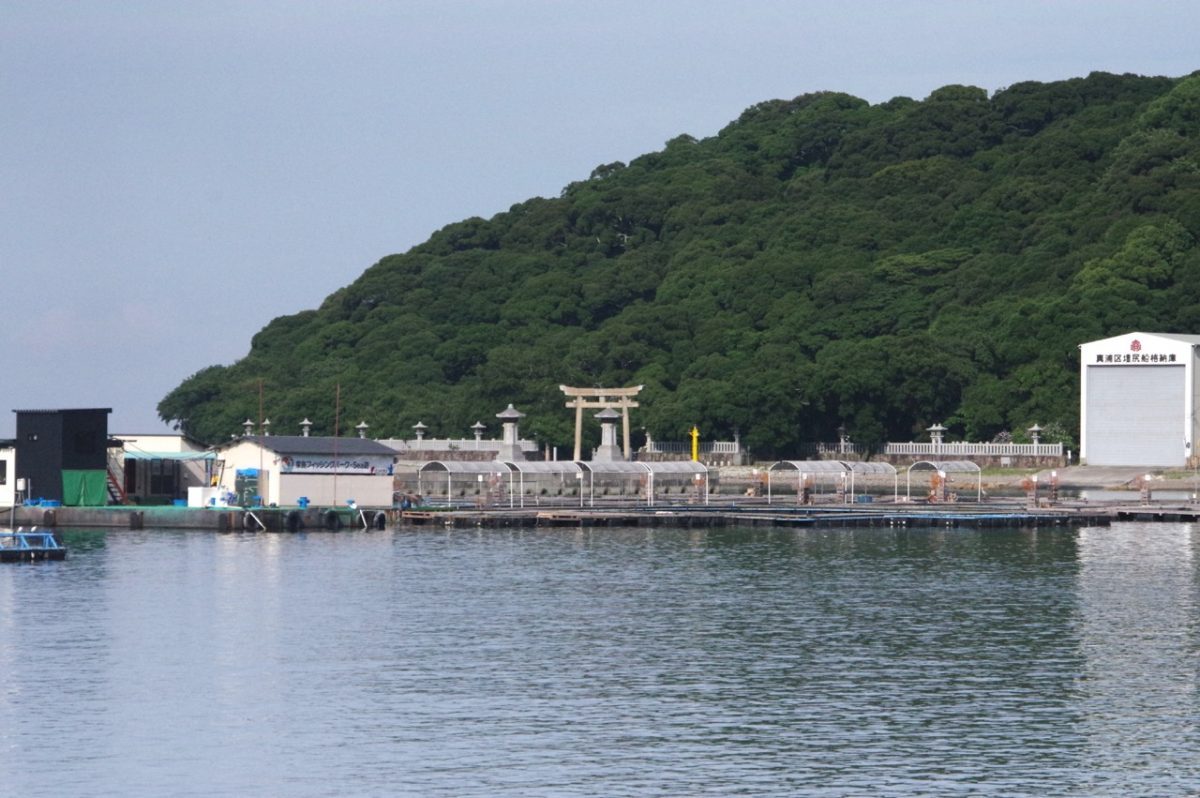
[1,522,1197,797]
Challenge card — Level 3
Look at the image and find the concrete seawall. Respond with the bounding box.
[10,470,1198,532]
[8,505,391,532]
[10,498,1180,531]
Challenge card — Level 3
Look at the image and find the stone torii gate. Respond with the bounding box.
[560,384,643,461]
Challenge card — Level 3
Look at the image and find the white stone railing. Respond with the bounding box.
[814,442,866,456]
[884,442,1063,457]
[643,441,742,454]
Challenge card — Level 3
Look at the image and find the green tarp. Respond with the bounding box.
[62,470,108,507]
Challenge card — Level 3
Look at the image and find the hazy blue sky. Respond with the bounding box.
[2,1,1196,437]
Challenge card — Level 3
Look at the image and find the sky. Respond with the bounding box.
[2,1,1197,438]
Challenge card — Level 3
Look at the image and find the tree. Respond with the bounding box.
[158,72,1199,453]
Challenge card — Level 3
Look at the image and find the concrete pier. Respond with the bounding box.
[14,496,1200,532]
[8,505,393,532]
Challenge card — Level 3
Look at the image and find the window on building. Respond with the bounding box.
[0,460,6,485]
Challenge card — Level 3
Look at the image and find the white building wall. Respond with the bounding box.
[1194,349,1200,463]
[218,440,280,505]
[0,446,15,508]
[115,433,204,454]
[277,473,393,508]
[217,440,393,508]
[1079,332,1200,467]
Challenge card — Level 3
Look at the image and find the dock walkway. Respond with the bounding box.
[0,529,67,562]
[403,501,1117,530]
[11,497,1200,532]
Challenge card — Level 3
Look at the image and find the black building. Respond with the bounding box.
[14,408,112,505]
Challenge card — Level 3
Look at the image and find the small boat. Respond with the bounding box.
[0,527,68,562]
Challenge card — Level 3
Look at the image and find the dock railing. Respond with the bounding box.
[1,530,60,547]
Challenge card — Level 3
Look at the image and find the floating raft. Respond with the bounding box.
[400,504,1111,530]
[0,530,67,562]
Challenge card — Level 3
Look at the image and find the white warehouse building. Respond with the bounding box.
[212,435,396,508]
[1079,331,1200,467]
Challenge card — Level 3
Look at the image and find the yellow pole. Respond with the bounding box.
[690,426,700,462]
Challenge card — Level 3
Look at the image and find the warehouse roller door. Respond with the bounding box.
[1086,365,1184,466]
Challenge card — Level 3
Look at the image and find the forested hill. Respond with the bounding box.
[160,71,1200,456]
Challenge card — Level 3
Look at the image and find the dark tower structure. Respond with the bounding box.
[14,408,112,505]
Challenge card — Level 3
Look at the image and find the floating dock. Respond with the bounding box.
[0,529,67,562]
[13,497,1200,532]
[400,502,1115,530]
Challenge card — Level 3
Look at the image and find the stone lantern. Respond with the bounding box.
[593,407,624,462]
[495,404,526,462]
[300,418,313,437]
[355,421,370,439]
[927,423,947,452]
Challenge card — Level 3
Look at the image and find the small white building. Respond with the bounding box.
[212,435,396,508]
[0,440,15,508]
[111,432,212,503]
[1079,331,1200,467]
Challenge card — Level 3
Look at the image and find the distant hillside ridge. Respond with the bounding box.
[160,70,1200,457]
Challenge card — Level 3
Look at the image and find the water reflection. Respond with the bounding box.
[1075,523,1200,792]
[0,524,1197,796]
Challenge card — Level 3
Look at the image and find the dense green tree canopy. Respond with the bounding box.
[160,71,1200,457]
